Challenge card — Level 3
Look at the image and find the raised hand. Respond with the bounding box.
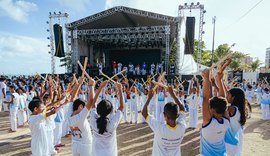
[88,77,95,86]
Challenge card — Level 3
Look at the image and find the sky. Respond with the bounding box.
[0,0,269,75]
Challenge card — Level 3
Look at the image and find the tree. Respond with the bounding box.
[250,59,262,72]
[59,52,72,73]
[169,39,177,65]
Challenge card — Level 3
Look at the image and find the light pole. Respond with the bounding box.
[211,16,216,65]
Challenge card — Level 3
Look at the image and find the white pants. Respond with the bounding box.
[72,141,92,156]
[256,93,262,104]
[17,109,27,126]
[54,122,63,145]
[47,130,56,154]
[156,101,165,122]
[10,106,18,131]
[261,104,270,120]
[130,100,138,123]
[189,108,198,128]
[3,103,9,111]
[123,101,130,122]
[198,97,203,108]
[149,101,156,117]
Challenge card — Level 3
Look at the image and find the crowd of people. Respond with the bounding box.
[97,61,176,76]
[0,57,270,156]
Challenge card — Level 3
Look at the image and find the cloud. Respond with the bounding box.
[58,0,91,11]
[0,32,65,75]
[0,0,37,23]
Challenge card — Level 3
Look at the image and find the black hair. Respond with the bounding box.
[96,100,113,134]
[28,99,42,112]
[164,102,179,120]
[229,88,247,126]
[9,85,15,89]
[73,99,85,111]
[209,97,227,114]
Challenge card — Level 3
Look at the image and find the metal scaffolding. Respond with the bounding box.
[47,12,70,74]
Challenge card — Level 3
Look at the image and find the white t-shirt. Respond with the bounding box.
[202,117,230,144]
[0,81,6,98]
[189,94,198,109]
[68,107,92,144]
[90,109,123,156]
[28,113,49,156]
[11,92,20,107]
[146,112,186,156]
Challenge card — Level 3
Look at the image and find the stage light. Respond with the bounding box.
[48,51,51,54]
[184,3,187,6]
[203,22,205,24]
[46,29,49,32]
[191,2,194,6]
[203,10,206,13]
[197,2,200,5]
[202,31,205,34]
[47,37,50,39]
[47,45,50,47]
[46,21,49,24]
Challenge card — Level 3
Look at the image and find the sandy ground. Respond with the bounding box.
[0,104,269,156]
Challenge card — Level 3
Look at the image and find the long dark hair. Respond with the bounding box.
[229,88,247,126]
[96,100,113,134]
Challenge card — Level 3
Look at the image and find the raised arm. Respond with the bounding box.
[86,77,95,110]
[116,82,124,112]
[142,89,154,119]
[92,81,108,108]
[189,78,194,95]
[202,69,212,126]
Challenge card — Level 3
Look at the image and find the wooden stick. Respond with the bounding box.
[100,71,117,83]
[152,80,177,92]
[153,72,166,91]
[77,60,91,79]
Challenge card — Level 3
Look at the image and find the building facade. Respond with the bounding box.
[266,47,270,68]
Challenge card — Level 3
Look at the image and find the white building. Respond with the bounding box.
[265,47,270,67]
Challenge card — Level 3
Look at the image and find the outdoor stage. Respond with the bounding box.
[67,6,178,76]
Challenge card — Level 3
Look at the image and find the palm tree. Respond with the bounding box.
[250,59,262,72]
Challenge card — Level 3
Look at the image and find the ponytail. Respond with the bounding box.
[97,116,108,134]
[96,100,113,134]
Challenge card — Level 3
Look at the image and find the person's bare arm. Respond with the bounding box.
[202,69,212,126]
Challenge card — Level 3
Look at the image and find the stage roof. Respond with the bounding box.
[67,6,178,30]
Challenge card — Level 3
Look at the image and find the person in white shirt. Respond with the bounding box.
[90,81,124,156]
[28,97,62,156]
[17,88,27,127]
[67,76,96,156]
[245,85,254,104]
[225,88,247,156]
[117,62,122,73]
[200,68,230,156]
[0,77,7,112]
[188,77,200,129]
[142,85,186,156]
[129,86,138,124]
[260,88,270,120]
[4,86,19,132]
[150,63,155,75]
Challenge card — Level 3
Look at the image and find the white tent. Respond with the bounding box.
[178,54,208,75]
